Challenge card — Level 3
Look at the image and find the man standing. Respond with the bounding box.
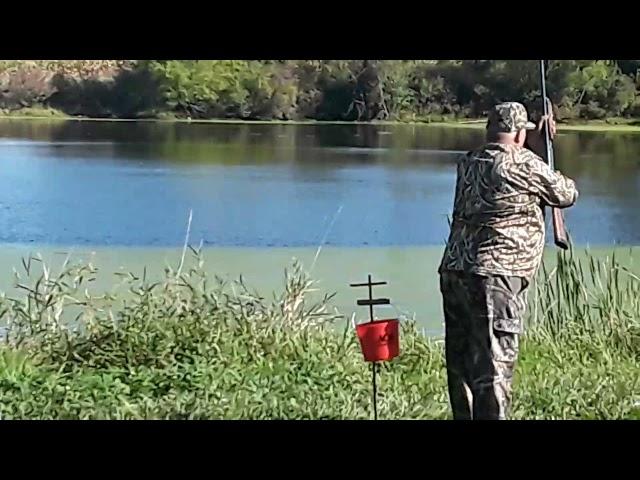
[438,102,578,420]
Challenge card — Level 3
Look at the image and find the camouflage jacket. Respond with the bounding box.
[439,143,578,279]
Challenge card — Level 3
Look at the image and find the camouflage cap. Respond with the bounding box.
[487,102,536,133]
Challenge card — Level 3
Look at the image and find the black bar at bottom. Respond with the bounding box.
[357,298,390,306]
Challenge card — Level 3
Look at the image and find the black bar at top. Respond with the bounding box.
[350,281,387,287]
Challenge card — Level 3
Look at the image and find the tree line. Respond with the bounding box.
[1,60,639,122]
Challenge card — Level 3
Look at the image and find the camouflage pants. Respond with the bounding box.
[439,271,529,420]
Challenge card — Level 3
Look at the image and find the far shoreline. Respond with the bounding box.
[2,110,640,133]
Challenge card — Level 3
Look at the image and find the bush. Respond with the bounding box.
[0,67,56,110]
[1,60,640,122]
[581,101,608,120]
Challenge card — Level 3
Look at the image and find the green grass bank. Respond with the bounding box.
[0,247,638,419]
[2,112,640,134]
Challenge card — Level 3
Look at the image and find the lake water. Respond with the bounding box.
[0,119,639,332]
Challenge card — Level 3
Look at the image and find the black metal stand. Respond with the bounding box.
[371,362,378,420]
[350,274,389,421]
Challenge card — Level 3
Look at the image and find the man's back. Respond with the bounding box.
[439,142,577,279]
[439,101,579,421]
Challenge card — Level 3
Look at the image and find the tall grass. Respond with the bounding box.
[0,248,638,419]
[528,249,640,352]
[516,249,640,419]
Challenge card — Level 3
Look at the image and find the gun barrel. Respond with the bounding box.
[539,59,569,250]
[539,60,555,170]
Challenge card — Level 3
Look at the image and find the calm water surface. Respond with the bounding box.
[1,120,639,247]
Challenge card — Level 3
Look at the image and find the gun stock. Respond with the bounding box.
[552,208,569,249]
[540,60,570,251]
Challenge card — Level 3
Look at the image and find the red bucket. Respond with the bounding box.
[355,319,400,362]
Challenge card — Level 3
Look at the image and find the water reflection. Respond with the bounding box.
[0,119,638,247]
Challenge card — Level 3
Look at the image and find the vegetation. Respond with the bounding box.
[1,60,640,123]
[0,247,637,420]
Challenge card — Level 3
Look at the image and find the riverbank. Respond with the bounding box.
[0,248,638,419]
[2,109,640,133]
[0,245,635,336]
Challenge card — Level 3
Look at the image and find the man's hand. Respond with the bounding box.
[525,115,557,158]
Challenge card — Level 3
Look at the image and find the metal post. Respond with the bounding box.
[367,274,374,322]
[372,362,378,421]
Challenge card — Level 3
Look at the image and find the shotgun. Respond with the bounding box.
[539,60,570,250]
